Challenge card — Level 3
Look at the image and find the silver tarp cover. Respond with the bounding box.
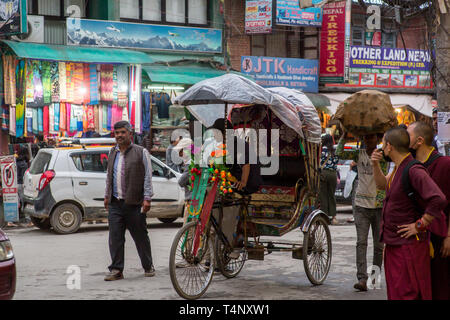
[176,74,305,138]
[267,87,322,144]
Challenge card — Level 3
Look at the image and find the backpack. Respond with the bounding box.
[401,153,443,214]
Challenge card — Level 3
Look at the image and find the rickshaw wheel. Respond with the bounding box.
[215,237,247,278]
[169,220,215,300]
[302,215,332,285]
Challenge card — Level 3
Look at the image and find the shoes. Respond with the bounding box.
[144,266,155,277]
[331,217,339,225]
[354,279,368,291]
[229,248,241,259]
[104,269,123,281]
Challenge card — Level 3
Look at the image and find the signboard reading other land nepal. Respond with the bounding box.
[245,0,273,34]
[276,0,323,27]
[67,18,222,54]
[348,45,432,88]
[319,0,346,83]
[241,56,319,93]
[0,0,27,35]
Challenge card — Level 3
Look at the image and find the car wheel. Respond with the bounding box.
[30,216,51,230]
[50,203,82,234]
[158,217,177,224]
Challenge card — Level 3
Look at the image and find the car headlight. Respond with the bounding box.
[0,240,14,261]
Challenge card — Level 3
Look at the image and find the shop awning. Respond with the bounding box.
[142,63,243,85]
[322,92,434,116]
[1,40,153,64]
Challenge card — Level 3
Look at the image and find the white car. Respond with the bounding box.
[23,143,185,234]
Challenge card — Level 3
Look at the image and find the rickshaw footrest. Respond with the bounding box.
[292,247,304,260]
[247,245,265,260]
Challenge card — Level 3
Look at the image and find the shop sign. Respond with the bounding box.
[241,56,319,93]
[67,18,222,54]
[276,0,323,27]
[319,0,346,83]
[347,45,433,88]
[0,0,27,36]
[245,0,273,34]
[0,156,18,222]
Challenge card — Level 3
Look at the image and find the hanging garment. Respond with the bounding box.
[25,60,34,103]
[112,104,122,126]
[49,104,55,135]
[29,60,44,107]
[50,62,59,103]
[66,63,75,103]
[1,106,9,131]
[59,102,66,131]
[9,106,16,136]
[142,92,151,133]
[156,92,171,119]
[100,64,114,102]
[41,61,52,105]
[122,104,129,121]
[26,107,32,134]
[0,56,3,106]
[117,65,128,108]
[69,104,78,132]
[94,105,99,132]
[113,66,118,102]
[128,65,136,128]
[59,62,67,101]
[102,104,108,132]
[37,107,43,133]
[73,63,85,105]
[87,105,95,130]
[43,105,49,136]
[66,104,72,133]
[15,60,26,138]
[107,104,112,131]
[89,64,99,105]
[83,64,91,104]
[82,105,88,131]
[134,65,142,133]
[98,105,103,132]
[3,55,17,106]
[53,103,60,132]
[32,107,38,135]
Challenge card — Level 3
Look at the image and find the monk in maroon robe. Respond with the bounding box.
[372,127,447,300]
[408,121,450,300]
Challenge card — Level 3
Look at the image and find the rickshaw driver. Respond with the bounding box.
[208,119,263,258]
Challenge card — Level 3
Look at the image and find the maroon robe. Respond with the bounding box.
[382,154,447,300]
[426,149,450,300]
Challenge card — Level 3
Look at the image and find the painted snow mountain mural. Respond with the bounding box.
[67,18,222,53]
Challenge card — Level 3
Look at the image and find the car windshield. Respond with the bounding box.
[29,152,52,174]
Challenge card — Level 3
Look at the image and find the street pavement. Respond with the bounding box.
[5,208,387,300]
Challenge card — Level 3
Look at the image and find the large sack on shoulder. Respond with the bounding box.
[332,90,398,136]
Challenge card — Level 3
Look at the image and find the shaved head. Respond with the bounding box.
[409,121,434,146]
[384,126,410,153]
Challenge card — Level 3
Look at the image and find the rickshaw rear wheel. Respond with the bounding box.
[169,220,215,300]
[215,237,247,278]
[303,215,332,285]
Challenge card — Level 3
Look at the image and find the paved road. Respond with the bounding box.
[5,211,387,300]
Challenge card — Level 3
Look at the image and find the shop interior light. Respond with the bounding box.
[146,85,185,91]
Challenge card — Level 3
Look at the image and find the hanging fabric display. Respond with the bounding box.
[15,60,26,138]
[51,62,59,102]
[94,105,99,132]
[100,64,114,102]
[25,60,34,103]
[128,65,136,128]
[66,104,72,133]
[98,105,103,132]
[9,106,16,136]
[58,62,67,101]
[122,103,129,121]
[54,103,60,132]
[82,105,88,131]
[66,63,75,103]
[32,107,38,134]
[26,107,32,134]
[43,105,49,136]
[87,105,95,130]
[3,55,17,106]
[69,104,78,132]
[41,61,52,105]
[89,64,99,105]
[73,63,85,105]
[117,65,128,109]
[142,92,151,133]
[102,104,108,132]
[49,104,55,135]
[38,107,43,133]
[107,104,112,131]
[83,64,91,104]
[0,57,3,107]
[134,65,142,133]
[28,60,44,107]
[59,102,66,131]
[2,106,10,131]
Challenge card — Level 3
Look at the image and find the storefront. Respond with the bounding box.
[0,39,154,154]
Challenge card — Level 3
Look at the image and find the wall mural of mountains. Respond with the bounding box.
[67,18,222,54]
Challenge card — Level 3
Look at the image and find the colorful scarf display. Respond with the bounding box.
[87,105,95,130]
[98,105,103,132]
[59,62,67,101]
[41,61,52,105]
[15,60,26,137]
[100,64,114,102]
[26,107,32,134]
[59,102,66,131]
[72,63,84,105]
[9,106,16,136]
[29,60,44,107]
[51,62,59,102]
[3,55,17,106]
[107,104,112,131]
[128,65,142,133]
[1,106,9,131]
[66,104,72,133]
[54,103,60,132]
[117,65,128,108]
[102,104,108,132]
[83,64,91,104]
[25,60,34,103]
[49,104,55,135]
[89,64,99,105]
[43,105,49,136]
[32,107,38,134]
[66,63,75,103]
[38,107,43,133]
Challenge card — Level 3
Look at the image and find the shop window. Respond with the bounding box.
[38,0,61,16]
[166,0,186,23]
[382,32,396,48]
[143,0,162,21]
[188,0,207,25]
[30,0,86,18]
[352,27,364,46]
[120,0,140,20]
[71,153,109,172]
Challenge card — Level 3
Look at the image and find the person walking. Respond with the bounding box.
[16,146,32,227]
[371,126,446,300]
[320,134,339,225]
[407,121,450,300]
[336,132,387,291]
[166,136,181,171]
[103,120,155,281]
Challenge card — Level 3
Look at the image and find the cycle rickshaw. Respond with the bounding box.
[169,74,331,299]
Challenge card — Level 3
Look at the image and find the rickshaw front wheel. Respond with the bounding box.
[302,215,332,285]
[169,220,215,300]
